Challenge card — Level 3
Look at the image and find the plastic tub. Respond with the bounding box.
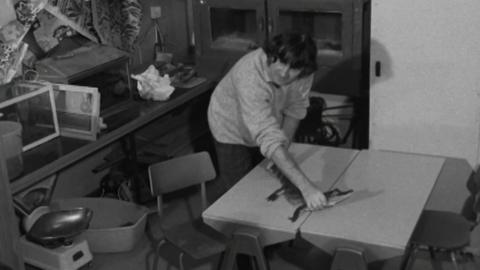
[50,197,149,253]
[0,121,23,179]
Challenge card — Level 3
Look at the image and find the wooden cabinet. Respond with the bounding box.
[369,0,480,167]
[193,0,266,59]
[193,0,371,97]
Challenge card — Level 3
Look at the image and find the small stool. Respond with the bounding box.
[220,228,270,270]
[330,247,368,270]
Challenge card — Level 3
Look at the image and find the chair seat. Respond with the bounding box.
[411,210,472,249]
[163,219,226,260]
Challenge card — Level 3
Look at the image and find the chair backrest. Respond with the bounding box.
[148,151,216,213]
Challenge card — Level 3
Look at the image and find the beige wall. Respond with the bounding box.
[369,0,480,169]
[369,1,480,215]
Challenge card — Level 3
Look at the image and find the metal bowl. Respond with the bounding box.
[27,207,93,247]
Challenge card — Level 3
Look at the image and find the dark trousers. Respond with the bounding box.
[212,139,264,196]
[212,140,274,269]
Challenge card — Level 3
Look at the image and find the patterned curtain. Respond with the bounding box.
[0,0,142,84]
[33,0,142,53]
[0,0,47,84]
[33,0,99,52]
[91,0,142,52]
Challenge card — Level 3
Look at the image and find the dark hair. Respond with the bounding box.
[263,33,318,78]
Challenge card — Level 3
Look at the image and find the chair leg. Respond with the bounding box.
[219,229,270,270]
[220,239,239,270]
[151,239,167,270]
[234,229,269,270]
[179,252,186,270]
[450,251,460,270]
[400,244,418,270]
[249,256,256,270]
[428,247,436,259]
[252,250,268,270]
[215,251,226,270]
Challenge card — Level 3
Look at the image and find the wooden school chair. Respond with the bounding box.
[402,189,480,270]
[147,151,226,270]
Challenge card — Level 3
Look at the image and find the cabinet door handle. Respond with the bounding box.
[375,61,381,77]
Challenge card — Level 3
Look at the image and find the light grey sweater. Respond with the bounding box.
[208,48,313,158]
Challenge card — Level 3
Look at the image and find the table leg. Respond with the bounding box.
[400,244,418,270]
[220,229,270,270]
[330,247,368,270]
[119,134,140,202]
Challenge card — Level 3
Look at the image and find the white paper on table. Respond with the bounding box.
[131,65,175,101]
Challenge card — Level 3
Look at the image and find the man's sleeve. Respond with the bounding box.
[233,70,288,158]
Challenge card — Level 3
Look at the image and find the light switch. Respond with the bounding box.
[150,6,162,19]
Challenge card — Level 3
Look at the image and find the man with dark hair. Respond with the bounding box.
[208,33,326,210]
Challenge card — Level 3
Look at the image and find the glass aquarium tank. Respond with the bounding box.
[0,81,59,151]
[51,83,100,141]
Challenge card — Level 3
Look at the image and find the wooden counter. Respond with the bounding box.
[9,80,215,194]
[0,79,215,270]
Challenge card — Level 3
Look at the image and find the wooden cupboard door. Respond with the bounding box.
[194,0,266,55]
[268,0,354,66]
[192,0,266,79]
[369,0,480,167]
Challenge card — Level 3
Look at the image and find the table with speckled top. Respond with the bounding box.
[203,143,446,262]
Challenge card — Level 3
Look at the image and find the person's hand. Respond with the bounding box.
[301,186,327,211]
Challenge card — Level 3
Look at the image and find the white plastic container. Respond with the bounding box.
[0,121,23,179]
[50,197,149,253]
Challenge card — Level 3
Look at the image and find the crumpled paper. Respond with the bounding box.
[131,65,175,101]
